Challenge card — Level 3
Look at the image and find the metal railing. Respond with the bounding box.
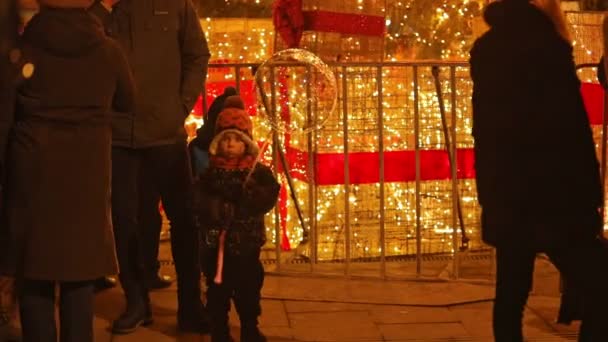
[198,61,606,281]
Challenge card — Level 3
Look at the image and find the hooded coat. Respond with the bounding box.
[469,0,602,248]
[0,7,135,281]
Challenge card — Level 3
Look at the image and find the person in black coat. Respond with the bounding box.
[1,1,135,340]
[88,0,211,333]
[195,95,279,342]
[469,0,608,341]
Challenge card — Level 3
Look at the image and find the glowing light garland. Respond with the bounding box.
[197,2,607,261]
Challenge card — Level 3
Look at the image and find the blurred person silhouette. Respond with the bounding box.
[470,0,608,341]
[0,0,135,341]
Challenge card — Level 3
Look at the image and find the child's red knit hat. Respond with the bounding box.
[208,95,259,157]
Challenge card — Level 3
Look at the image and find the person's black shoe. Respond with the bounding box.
[94,276,117,293]
[111,307,153,334]
[147,274,173,290]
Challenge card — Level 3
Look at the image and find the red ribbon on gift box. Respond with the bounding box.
[302,10,385,37]
[280,147,476,185]
[195,81,603,185]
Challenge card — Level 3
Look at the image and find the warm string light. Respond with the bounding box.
[385,0,484,61]
[200,3,607,261]
[202,17,274,64]
[252,63,481,259]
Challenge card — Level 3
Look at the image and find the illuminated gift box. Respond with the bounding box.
[274,0,385,61]
[193,5,607,266]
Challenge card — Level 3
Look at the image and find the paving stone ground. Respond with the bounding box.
[0,245,581,342]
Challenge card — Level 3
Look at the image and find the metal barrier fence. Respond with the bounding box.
[198,61,605,282]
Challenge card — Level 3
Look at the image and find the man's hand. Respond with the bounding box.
[100,0,117,11]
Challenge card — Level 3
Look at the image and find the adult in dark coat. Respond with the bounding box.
[0,1,135,341]
[469,0,608,341]
[88,0,211,334]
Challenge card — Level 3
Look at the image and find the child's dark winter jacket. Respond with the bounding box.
[196,164,279,255]
[194,94,279,255]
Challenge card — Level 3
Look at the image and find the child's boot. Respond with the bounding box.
[210,314,233,342]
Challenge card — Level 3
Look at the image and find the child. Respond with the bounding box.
[195,95,279,342]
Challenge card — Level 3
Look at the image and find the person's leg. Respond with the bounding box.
[492,246,536,342]
[206,282,232,342]
[138,180,172,290]
[556,276,582,324]
[0,276,19,341]
[148,143,206,332]
[18,279,56,342]
[233,253,266,342]
[205,250,233,342]
[111,147,151,334]
[546,237,608,342]
[59,280,95,342]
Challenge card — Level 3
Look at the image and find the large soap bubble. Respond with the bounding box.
[254,48,337,134]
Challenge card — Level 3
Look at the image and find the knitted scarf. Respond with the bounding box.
[210,154,256,170]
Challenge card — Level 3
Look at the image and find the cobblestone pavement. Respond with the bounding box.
[0,247,580,342]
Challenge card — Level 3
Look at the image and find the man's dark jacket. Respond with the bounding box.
[469,1,602,248]
[89,0,210,147]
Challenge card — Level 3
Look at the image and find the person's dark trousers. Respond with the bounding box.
[139,193,166,286]
[137,142,205,328]
[19,279,94,342]
[205,250,264,342]
[111,147,151,333]
[493,237,608,342]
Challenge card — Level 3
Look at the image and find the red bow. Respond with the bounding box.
[272,0,304,48]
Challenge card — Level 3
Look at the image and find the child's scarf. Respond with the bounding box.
[210,154,256,170]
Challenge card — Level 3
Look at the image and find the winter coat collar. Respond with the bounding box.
[210,154,256,170]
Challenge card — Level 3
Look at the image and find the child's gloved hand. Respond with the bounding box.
[243,178,259,198]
